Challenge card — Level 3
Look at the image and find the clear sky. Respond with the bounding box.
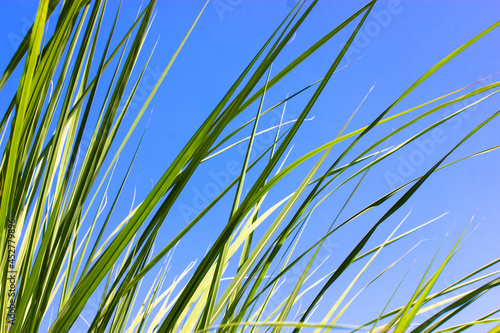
[1,0,500,331]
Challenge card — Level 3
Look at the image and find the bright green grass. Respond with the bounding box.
[1,1,500,332]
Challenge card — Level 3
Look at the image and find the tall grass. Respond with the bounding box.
[1,0,499,332]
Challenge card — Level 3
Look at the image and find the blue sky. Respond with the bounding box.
[1,0,500,331]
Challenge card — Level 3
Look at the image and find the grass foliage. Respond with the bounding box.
[1,0,500,332]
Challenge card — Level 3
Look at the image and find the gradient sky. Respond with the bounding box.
[1,0,500,331]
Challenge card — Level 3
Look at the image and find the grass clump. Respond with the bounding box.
[1,1,499,332]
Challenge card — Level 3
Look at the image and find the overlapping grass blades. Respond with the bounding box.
[1,0,499,332]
